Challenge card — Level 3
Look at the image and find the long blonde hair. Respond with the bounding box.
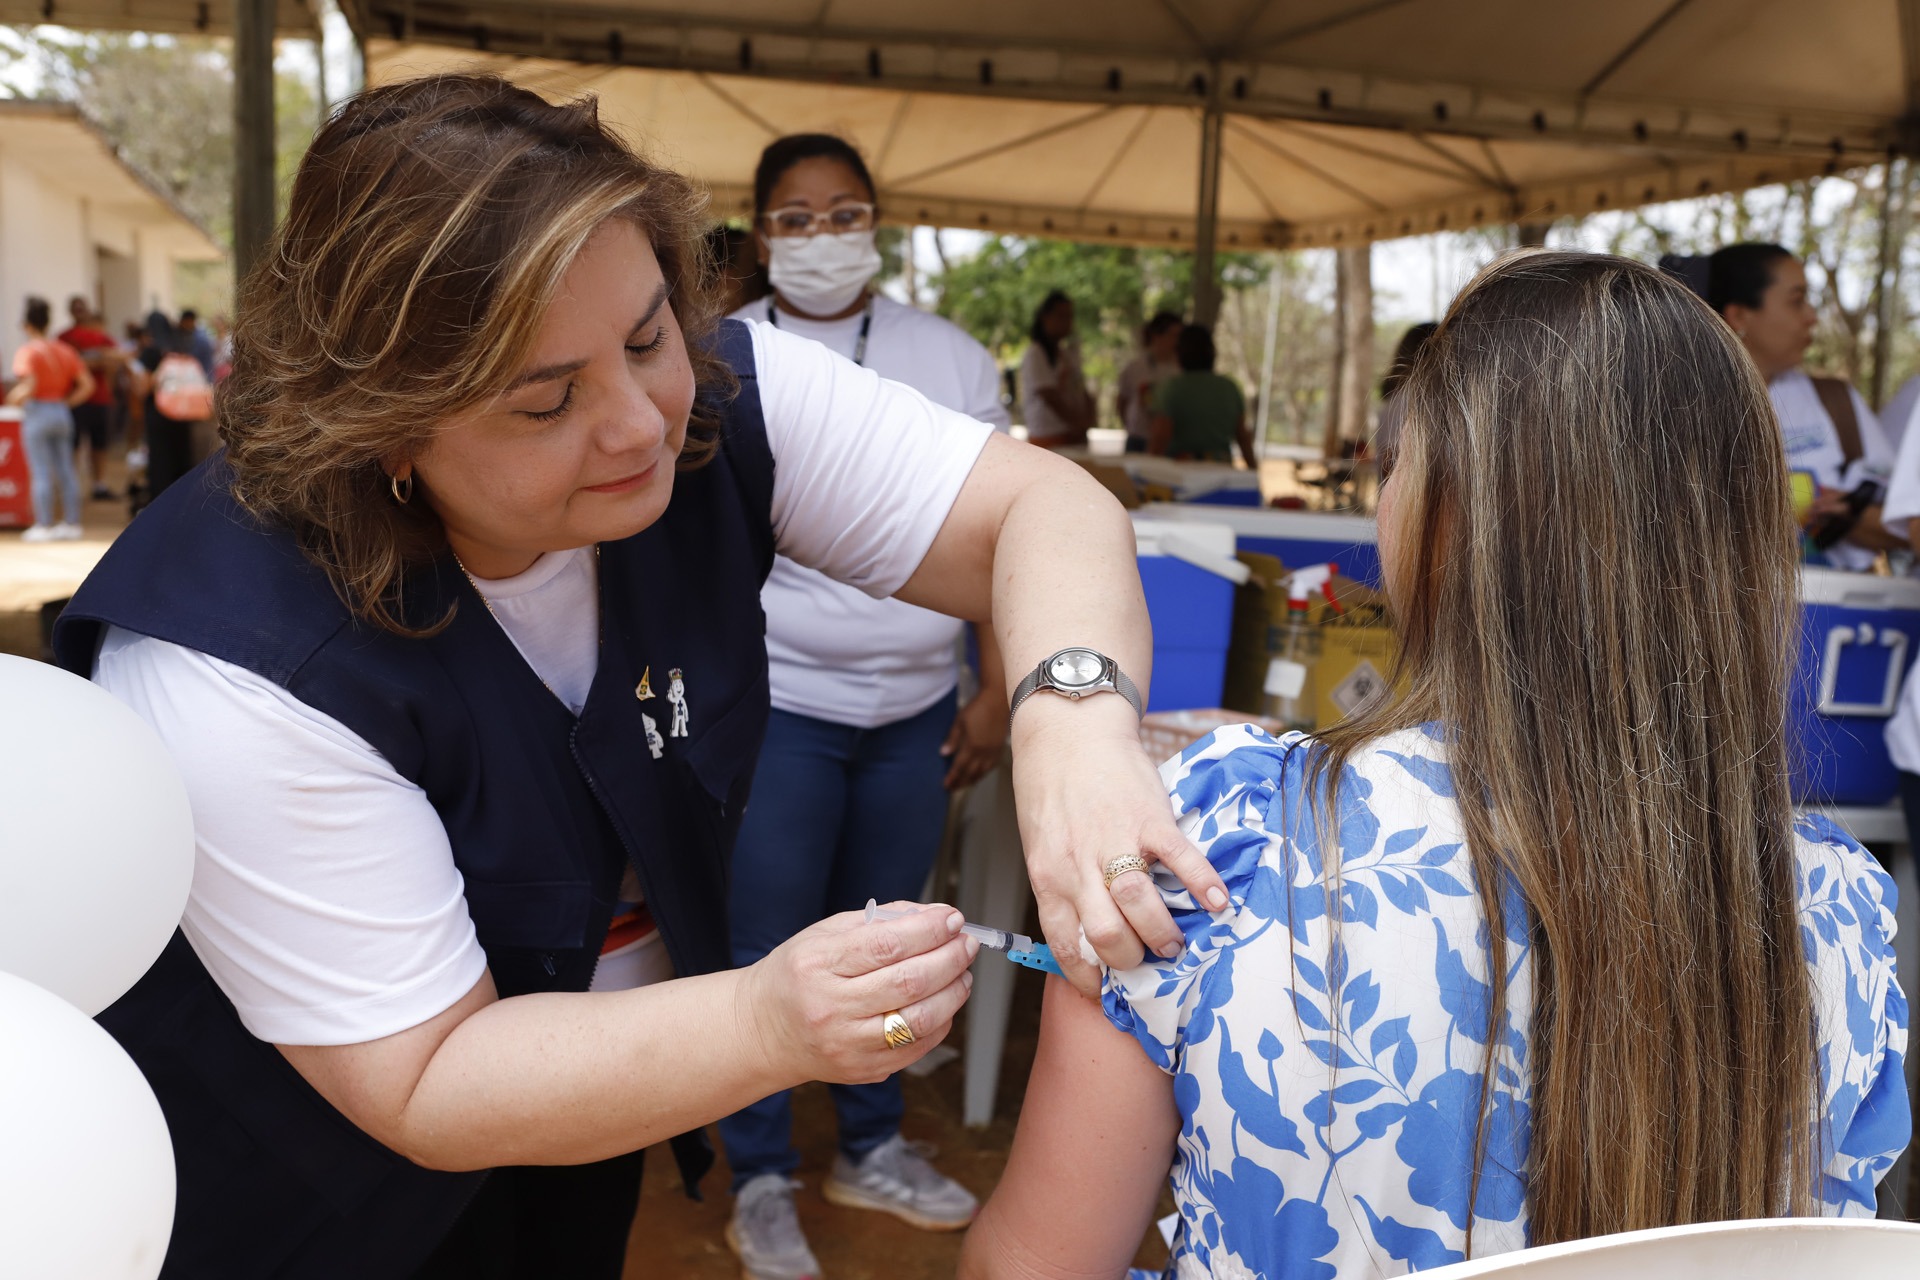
[219,74,732,635]
[1320,250,1816,1243]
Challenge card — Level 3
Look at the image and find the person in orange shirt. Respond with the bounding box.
[7,296,96,540]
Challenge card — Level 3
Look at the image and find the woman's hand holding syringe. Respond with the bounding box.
[865,899,1066,978]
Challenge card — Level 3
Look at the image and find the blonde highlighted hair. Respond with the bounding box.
[219,73,731,634]
[1318,250,1816,1244]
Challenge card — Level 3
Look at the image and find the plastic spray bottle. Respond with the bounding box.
[1263,563,1335,731]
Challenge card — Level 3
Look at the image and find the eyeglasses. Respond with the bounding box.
[762,202,876,237]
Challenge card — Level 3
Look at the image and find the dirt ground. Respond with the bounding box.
[624,963,1173,1280]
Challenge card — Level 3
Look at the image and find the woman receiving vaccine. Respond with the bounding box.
[723,135,1012,1280]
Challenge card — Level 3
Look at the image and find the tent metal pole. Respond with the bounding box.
[1255,256,1283,452]
[1194,98,1225,326]
[1872,157,1910,409]
[233,0,278,285]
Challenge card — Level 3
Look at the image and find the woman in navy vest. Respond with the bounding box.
[53,74,1225,1278]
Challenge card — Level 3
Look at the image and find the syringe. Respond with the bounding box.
[863,898,1065,977]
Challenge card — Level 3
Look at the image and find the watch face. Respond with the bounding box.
[1048,648,1106,688]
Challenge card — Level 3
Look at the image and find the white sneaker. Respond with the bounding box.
[821,1134,978,1231]
[125,446,148,470]
[20,524,56,543]
[52,522,83,541]
[725,1174,821,1280]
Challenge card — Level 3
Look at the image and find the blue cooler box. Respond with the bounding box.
[1133,517,1240,711]
[1793,568,1920,807]
[1124,458,1264,507]
[1140,503,1383,587]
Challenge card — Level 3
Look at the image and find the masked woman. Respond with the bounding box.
[54,75,1223,1279]
[716,134,1011,1279]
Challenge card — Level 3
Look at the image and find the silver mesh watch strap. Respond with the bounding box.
[1008,656,1145,730]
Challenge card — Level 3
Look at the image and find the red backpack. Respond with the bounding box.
[153,353,213,422]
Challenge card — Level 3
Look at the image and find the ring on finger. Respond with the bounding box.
[881,1010,916,1050]
[1101,853,1151,891]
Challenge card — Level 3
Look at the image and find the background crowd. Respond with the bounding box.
[5,294,223,539]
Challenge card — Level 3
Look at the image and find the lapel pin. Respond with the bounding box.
[635,667,655,702]
[641,713,665,760]
[667,668,690,738]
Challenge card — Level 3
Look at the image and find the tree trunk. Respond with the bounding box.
[1323,245,1374,457]
[232,0,278,284]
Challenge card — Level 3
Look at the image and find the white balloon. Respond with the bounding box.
[0,655,194,1014]
[0,970,174,1278]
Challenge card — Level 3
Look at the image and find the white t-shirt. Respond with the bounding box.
[735,295,1008,726]
[1019,339,1088,445]
[1117,352,1178,444]
[1881,373,1920,457]
[1771,370,1893,573]
[1874,382,1920,773]
[91,320,995,1046]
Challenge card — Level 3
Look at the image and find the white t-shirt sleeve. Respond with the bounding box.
[960,336,1012,433]
[92,628,487,1046]
[749,318,994,598]
[1843,386,1896,490]
[1884,404,1920,537]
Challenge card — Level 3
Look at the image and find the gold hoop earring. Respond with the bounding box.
[390,472,413,505]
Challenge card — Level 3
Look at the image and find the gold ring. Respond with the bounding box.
[881,1010,916,1050]
[1102,853,1151,890]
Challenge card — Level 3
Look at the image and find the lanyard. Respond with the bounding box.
[767,296,873,367]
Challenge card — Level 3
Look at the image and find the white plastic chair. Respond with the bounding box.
[1409,1218,1920,1279]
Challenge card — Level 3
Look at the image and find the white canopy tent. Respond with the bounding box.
[340,0,1917,259]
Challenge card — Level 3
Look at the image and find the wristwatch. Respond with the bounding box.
[1008,647,1144,729]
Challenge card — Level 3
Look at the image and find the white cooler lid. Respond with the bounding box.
[1138,501,1379,544]
[1131,516,1235,560]
[1800,566,1920,609]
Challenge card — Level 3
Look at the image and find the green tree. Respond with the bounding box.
[930,237,1277,430]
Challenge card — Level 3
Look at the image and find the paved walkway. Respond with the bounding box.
[0,467,129,659]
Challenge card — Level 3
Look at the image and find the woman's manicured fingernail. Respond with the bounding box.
[1206,887,1229,910]
[1159,942,1182,959]
[946,911,965,934]
[963,970,975,989]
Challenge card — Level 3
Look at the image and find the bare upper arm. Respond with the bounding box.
[277,969,498,1167]
[962,978,1178,1280]
[893,432,1122,622]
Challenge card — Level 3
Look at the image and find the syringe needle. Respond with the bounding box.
[862,898,1061,976]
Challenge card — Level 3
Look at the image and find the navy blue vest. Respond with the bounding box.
[53,320,775,1277]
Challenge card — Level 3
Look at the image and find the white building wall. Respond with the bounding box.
[0,148,200,375]
[0,158,90,373]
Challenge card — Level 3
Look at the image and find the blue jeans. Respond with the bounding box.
[720,690,958,1188]
[21,400,80,527]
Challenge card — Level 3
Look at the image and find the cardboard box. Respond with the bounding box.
[1221,549,1402,728]
[1315,621,1398,727]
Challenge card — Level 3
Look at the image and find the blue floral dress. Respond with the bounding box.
[1104,724,1910,1279]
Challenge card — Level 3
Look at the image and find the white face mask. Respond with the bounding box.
[765,231,881,317]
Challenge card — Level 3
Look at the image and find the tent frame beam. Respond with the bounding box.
[1580,0,1696,98]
